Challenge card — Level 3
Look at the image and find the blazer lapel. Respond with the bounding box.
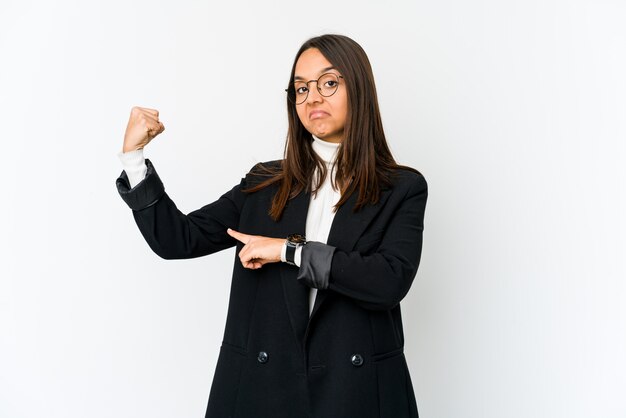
[308,187,393,320]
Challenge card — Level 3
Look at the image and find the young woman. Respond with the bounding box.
[116,34,427,418]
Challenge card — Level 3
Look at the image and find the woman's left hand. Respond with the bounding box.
[227,228,285,269]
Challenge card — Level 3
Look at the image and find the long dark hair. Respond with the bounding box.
[246,34,415,221]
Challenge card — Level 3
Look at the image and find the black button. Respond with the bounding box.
[257,351,269,364]
[350,354,364,367]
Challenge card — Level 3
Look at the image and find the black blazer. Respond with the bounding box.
[116,159,428,418]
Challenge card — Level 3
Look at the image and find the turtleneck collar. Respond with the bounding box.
[312,135,340,165]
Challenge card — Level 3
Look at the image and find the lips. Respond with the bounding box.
[309,110,329,120]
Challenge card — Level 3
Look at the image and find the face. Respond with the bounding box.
[293,48,348,143]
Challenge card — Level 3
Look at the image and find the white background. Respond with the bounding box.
[1,1,625,417]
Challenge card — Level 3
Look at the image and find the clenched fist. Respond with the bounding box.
[122,106,165,153]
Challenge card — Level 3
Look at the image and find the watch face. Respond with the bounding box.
[287,233,306,244]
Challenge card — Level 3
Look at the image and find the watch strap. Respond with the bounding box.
[284,234,306,266]
[285,240,298,265]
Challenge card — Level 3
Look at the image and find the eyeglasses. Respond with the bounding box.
[285,73,344,105]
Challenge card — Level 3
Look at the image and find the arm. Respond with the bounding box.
[116,159,252,259]
[116,106,244,259]
[301,173,428,311]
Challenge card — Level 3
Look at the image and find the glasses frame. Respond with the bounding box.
[285,73,344,105]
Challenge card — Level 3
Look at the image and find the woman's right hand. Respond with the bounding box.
[122,106,165,153]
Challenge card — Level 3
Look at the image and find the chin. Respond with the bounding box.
[306,129,325,138]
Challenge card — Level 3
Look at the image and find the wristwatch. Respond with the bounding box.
[285,233,307,266]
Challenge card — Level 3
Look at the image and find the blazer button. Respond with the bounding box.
[350,354,364,367]
[257,351,269,364]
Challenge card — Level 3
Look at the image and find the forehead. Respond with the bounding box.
[294,48,335,79]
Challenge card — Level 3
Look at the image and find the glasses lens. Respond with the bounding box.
[318,73,339,97]
[287,74,340,104]
[291,82,308,104]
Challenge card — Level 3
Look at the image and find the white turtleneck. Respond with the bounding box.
[118,135,341,315]
[117,148,147,188]
[301,135,341,314]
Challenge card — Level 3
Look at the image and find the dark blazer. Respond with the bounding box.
[116,159,428,418]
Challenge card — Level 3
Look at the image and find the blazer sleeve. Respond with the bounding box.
[116,158,252,260]
[326,173,428,311]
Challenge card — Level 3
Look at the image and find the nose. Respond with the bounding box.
[305,82,324,104]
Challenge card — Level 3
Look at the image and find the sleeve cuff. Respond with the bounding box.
[296,241,335,289]
[115,158,165,211]
[118,149,147,188]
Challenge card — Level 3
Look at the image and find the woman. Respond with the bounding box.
[116,34,427,418]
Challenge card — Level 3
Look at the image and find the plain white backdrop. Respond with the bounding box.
[1,0,625,417]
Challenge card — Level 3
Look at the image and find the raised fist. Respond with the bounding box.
[122,106,165,153]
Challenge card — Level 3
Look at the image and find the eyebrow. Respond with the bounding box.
[294,66,337,81]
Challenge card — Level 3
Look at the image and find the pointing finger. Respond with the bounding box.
[227,228,250,244]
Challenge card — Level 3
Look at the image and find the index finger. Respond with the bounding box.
[227,228,250,244]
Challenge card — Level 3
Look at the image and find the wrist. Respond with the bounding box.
[280,240,288,263]
[123,147,140,153]
[284,234,306,266]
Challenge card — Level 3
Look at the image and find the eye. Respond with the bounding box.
[295,86,308,95]
[324,80,338,88]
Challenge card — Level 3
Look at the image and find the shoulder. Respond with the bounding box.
[241,159,283,188]
[389,166,428,196]
[251,159,283,172]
